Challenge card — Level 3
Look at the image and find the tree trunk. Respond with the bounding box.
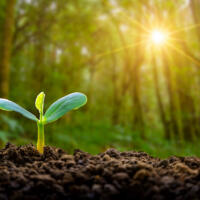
[0,0,16,98]
[33,7,46,93]
[131,30,145,138]
[152,55,171,139]
[162,51,183,142]
[172,46,197,141]
[190,0,200,42]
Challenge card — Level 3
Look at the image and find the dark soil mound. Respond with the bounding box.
[0,143,200,200]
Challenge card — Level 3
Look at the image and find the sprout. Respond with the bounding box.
[0,92,87,154]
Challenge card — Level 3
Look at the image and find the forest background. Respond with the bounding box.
[0,0,200,157]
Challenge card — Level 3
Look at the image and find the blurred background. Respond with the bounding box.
[0,0,200,157]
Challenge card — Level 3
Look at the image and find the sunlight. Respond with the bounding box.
[150,30,168,45]
[166,42,200,67]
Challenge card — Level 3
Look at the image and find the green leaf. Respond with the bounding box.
[44,92,87,124]
[0,99,37,121]
[35,92,45,114]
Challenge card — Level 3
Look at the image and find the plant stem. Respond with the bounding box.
[37,121,44,154]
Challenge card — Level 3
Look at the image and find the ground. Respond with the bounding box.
[0,143,200,200]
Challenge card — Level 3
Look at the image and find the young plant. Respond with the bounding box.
[0,92,87,154]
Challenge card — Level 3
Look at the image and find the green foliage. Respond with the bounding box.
[1,0,200,157]
[0,115,24,144]
[1,115,24,134]
[0,92,87,153]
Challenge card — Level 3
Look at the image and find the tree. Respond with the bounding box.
[0,0,16,98]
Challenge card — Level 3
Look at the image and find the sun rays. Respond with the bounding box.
[95,17,200,67]
[150,30,168,45]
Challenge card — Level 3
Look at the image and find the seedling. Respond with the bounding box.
[0,92,87,154]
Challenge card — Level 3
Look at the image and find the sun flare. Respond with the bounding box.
[150,30,168,45]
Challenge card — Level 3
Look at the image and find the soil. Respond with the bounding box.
[0,144,200,200]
